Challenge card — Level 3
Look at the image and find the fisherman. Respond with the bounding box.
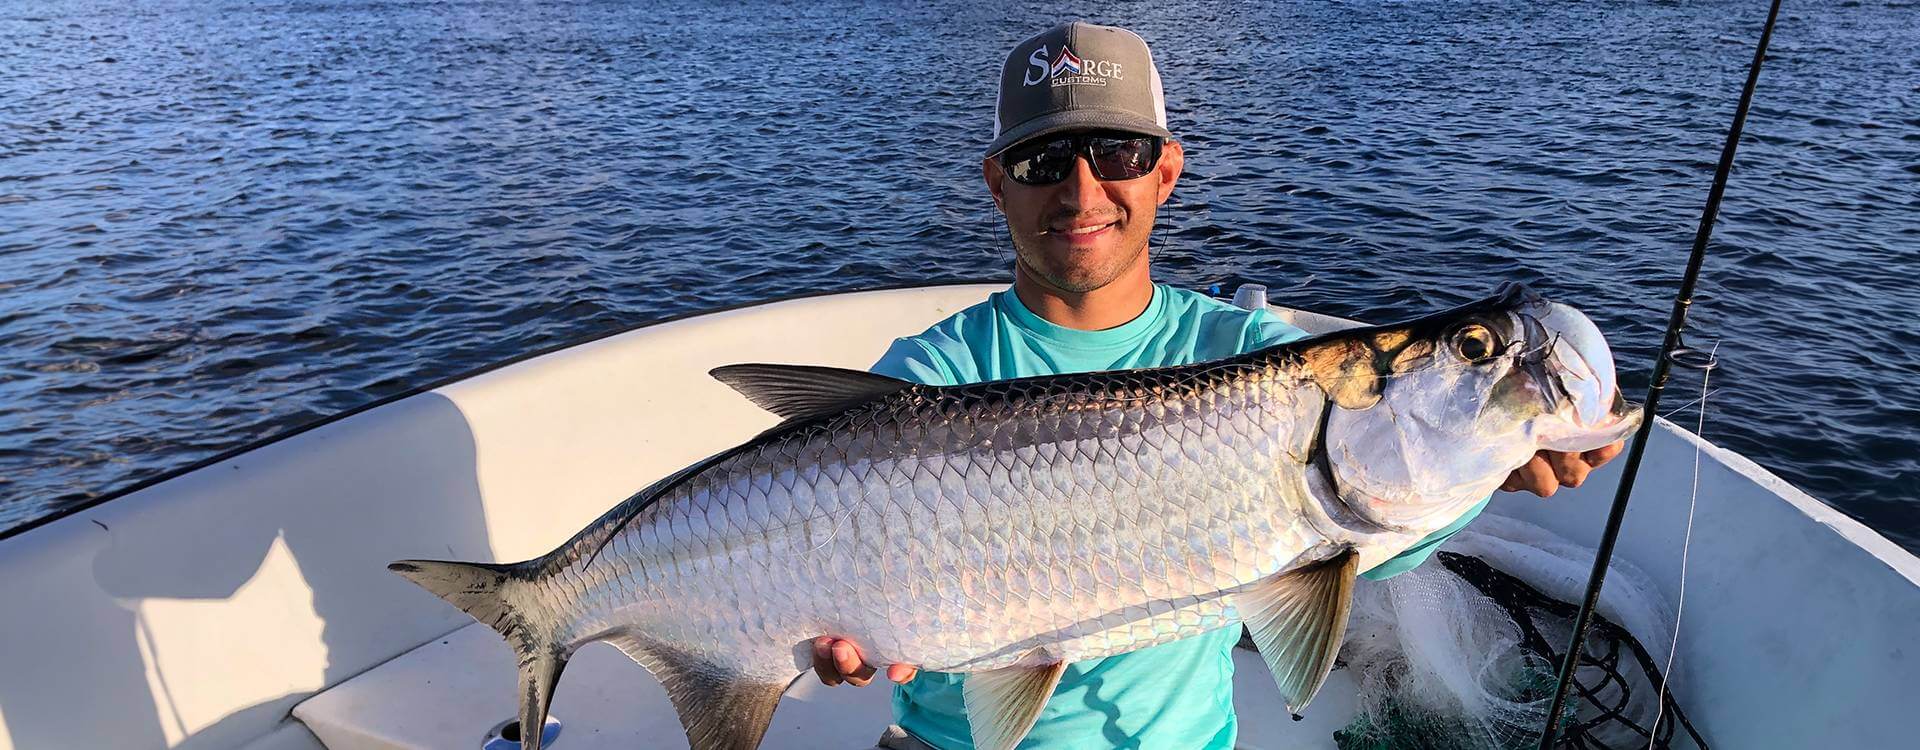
[813,21,1625,750]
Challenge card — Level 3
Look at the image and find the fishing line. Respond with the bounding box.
[1656,387,1722,419]
[1648,342,1717,748]
[1154,192,1168,264]
[1536,0,1780,745]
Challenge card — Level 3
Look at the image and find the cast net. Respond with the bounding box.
[1333,514,1709,750]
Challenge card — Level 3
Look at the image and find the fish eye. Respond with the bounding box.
[1454,324,1499,363]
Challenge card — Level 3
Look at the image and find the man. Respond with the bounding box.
[815,21,1624,750]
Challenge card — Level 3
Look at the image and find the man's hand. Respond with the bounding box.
[1500,441,1626,497]
[810,636,919,687]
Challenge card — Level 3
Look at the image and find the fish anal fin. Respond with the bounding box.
[603,633,791,750]
[1235,549,1359,716]
[961,659,1068,750]
[709,363,912,422]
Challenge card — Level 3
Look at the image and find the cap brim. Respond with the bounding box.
[985,109,1173,159]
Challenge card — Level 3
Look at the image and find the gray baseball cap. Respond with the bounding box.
[986,21,1172,158]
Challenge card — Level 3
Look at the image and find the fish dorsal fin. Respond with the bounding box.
[962,659,1068,750]
[1235,549,1360,717]
[601,632,793,750]
[709,363,912,422]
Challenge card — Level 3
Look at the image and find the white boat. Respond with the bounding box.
[2,283,1913,750]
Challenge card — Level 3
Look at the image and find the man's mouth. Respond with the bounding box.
[1045,221,1118,237]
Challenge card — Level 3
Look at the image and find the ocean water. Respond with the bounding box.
[2,0,1916,549]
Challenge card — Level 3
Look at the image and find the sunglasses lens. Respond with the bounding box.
[1001,133,1162,185]
[1088,136,1160,180]
[1004,138,1077,185]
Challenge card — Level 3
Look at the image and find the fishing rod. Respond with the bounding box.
[1535,0,1782,746]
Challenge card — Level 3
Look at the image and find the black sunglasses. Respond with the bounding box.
[999,131,1163,186]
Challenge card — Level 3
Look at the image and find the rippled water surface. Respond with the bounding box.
[3,0,1916,548]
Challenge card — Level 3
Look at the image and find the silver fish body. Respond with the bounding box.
[567,357,1340,673]
[391,283,1640,750]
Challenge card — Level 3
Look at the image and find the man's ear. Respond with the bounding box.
[1155,140,1184,205]
[983,157,1006,212]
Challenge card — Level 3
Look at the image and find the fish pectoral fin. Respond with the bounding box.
[709,363,913,422]
[604,634,792,750]
[961,660,1068,750]
[1234,549,1360,718]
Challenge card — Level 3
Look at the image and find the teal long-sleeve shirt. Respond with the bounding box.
[868,284,1488,750]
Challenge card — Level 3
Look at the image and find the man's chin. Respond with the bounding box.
[1046,277,1108,294]
[1015,239,1145,294]
[1029,264,1127,294]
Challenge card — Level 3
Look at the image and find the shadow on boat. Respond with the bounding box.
[0,392,495,749]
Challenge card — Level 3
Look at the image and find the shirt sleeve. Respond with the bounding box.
[870,337,959,386]
[1246,309,1311,349]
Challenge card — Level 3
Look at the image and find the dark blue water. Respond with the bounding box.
[3,0,1916,549]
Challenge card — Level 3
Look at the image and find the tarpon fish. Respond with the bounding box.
[390,283,1638,750]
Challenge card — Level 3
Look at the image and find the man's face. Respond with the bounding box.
[984,132,1185,294]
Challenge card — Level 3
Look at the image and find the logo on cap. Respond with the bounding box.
[1049,47,1083,77]
[1022,44,1124,88]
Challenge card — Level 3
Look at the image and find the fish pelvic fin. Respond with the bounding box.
[388,559,569,750]
[1235,548,1360,717]
[962,659,1069,750]
[603,633,792,750]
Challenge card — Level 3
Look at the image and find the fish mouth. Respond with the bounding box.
[1542,389,1643,452]
[1523,300,1642,452]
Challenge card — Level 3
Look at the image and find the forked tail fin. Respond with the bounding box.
[389,559,568,750]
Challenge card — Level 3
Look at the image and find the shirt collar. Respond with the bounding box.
[997,283,1167,351]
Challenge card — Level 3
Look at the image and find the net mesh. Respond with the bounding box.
[1332,515,1709,750]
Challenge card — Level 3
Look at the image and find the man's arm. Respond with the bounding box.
[870,338,959,386]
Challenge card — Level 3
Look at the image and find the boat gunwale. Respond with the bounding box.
[1,278,1016,544]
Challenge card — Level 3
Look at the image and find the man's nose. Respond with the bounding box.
[1056,155,1111,209]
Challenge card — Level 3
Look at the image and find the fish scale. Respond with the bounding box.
[389,285,1640,750]
[555,367,1309,680]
